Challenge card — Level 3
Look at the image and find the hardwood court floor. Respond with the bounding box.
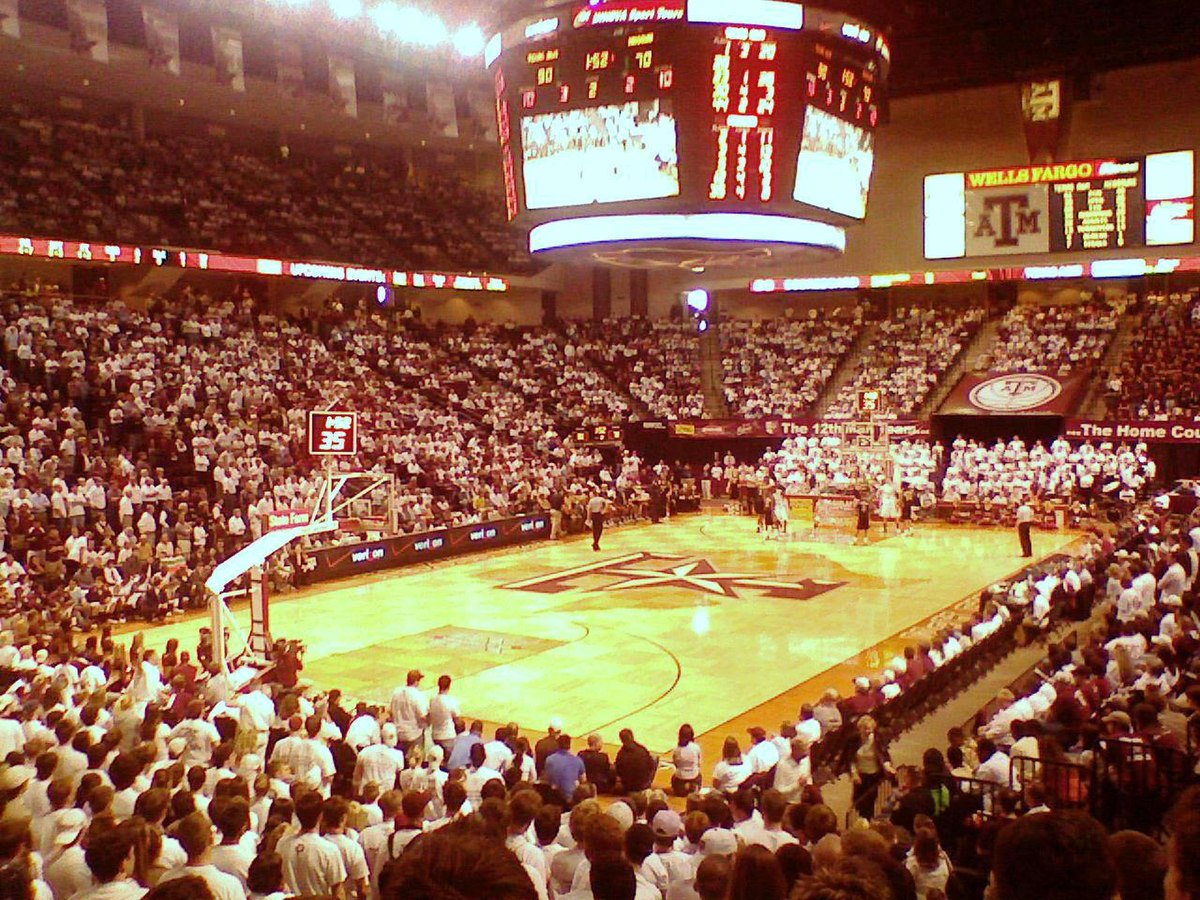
[139,514,1081,761]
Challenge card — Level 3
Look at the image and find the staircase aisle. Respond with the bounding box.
[919,314,1006,418]
[699,326,729,418]
[1077,311,1142,418]
[810,321,880,418]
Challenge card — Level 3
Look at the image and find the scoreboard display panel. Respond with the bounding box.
[925,151,1196,259]
[308,411,359,456]
[488,0,889,228]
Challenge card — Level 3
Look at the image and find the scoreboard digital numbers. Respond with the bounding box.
[925,151,1196,259]
[486,0,890,240]
[705,26,791,204]
[308,411,359,456]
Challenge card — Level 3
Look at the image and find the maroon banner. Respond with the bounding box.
[663,419,930,440]
[1020,78,1071,164]
[1065,420,1200,445]
[939,372,1087,416]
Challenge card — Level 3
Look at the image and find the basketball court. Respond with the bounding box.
[138,512,1081,764]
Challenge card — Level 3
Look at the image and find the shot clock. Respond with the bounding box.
[308,411,359,456]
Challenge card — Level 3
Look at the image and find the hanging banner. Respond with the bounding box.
[467,89,498,142]
[277,41,304,96]
[426,83,459,138]
[1064,420,1200,445]
[328,56,358,118]
[212,26,245,92]
[939,372,1088,417]
[381,70,409,124]
[66,0,109,63]
[142,6,180,76]
[0,0,19,39]
[1020,78,1071,164]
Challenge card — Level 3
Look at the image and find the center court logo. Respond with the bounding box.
[969,374,1062,413]
[502,552,844,601]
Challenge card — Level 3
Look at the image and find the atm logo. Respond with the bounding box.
[969,374,1062,413]
[973,194,1042,247]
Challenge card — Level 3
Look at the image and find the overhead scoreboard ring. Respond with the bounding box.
[486,0,890,267]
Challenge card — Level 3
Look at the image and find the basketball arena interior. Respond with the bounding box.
[0,0,1198,898]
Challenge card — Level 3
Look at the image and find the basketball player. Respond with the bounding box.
[899,482,915,536]
[878,480,900,533]
[855,494,872,546]
[587,490,610,552]
[773,488,790,537]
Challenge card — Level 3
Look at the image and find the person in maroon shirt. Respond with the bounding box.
[844,678,877,719]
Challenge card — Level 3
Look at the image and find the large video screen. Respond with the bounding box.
[792,106,875,219]
[520,99,680,210]
[924,151,1195,259]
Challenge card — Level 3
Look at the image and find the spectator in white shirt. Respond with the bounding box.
[428,675,463,759]
[72,826,147,900]
[772,739,813,803]
[157,811,248,899]
[277,792,347,899]
[389,670,429,755]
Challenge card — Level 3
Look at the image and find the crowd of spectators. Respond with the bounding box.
[0,282,696,623]
[1103,289,1200,420]
[826,306,985,420]
[0,106,531,275]
[564,320,706,421]
[0,485,1194,900]
[721,315,864,419]
[941,437,1155,509]
[758,438,942,497]
[981,300,1123,376]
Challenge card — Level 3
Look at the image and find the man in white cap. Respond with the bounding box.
[170,701,221,767]
[389,670,428,756]
[0,765,33,824]
[37,804,85,863]
[646,810,691,891]
[355,725,405,795]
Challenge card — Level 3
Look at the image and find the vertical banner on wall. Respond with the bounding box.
[0,0,19,39]
[66,0,109,62]
[142,6,181,75]
[328,56,358,118]
[212,26,245,92]
[276,41,305,96]
[381,70,408,124]
[467,89,498,142]
[426,83,459,138]
[1020,78,1071,164]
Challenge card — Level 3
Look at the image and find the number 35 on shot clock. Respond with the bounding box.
[308,411,358,455]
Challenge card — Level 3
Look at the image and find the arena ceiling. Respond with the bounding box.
[459,0,1200,97]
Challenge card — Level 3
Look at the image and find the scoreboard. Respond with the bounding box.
[925,151,1196,260]
[488,0,889,234]
[308,411,359,456]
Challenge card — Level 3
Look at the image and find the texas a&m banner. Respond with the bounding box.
[939,372,1088,416]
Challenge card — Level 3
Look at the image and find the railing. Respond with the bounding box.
[812,616,1022,783]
